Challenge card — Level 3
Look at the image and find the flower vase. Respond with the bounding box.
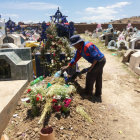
[40,127,55,140]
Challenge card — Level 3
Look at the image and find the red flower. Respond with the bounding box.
[36,93,42,101]
[26,99,30,103]
[53,105,62,112]
[52,99,57,103]
[53,53,56,57]
[27,89,31,93]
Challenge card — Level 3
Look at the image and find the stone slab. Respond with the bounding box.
[0,48,32,61]
[0,80,28,137]
[122,49,134,63]
[129,51,140,70]
[134,67,140,75]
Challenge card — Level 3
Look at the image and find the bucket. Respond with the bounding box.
[40,127,55,140]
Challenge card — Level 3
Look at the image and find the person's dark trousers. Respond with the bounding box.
[85,58,106,96]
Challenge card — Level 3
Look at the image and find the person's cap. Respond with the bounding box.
[70,35,84,46]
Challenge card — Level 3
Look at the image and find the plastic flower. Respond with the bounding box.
[64,99,72,107]
[64,99,71,104]
[56,95,61,100]
[53,105,62,112]
[52,99,57,103]
[26,99,30,103]
[36,93,42,101]
[27,89,31,93]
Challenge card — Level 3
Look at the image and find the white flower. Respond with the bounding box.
[56,95,61,100]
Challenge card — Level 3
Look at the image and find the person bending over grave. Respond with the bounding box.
[61,35,106,98]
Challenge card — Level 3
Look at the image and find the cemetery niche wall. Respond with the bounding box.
[0,48,33,81]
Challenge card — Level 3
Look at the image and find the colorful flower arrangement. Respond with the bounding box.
[26,86,47,116]
[52,95,72,113]
[38,79,76,124]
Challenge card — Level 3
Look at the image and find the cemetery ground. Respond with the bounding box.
[4,35,140,140]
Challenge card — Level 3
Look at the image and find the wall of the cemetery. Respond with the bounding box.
[74,24,140,33]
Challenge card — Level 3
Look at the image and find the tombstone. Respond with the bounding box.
[126,23,134,33]
[129,51,140,75]
[118,33,125,41]
[130,37,140,50]
[117,40,129,50]
[0,48,33,81]
[99,34,105,42]
[0,34,22,47]
[108,40,117,50]
[105,33,115,46]
[122,49,135,63]
[96,24,102,33]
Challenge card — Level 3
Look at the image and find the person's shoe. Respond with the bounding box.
[93,95,102,102]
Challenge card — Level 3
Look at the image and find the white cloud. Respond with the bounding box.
[0,2,59,10]
[1,13,19,18]
[77,1,131,23]
[107,2,131,8]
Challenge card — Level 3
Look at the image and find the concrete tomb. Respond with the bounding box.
[0,34,24,47]
[129,51,140,75]
[130,37,140,50]
[0,48,33,81]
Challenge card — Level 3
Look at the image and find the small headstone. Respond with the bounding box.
[122,49,134,63]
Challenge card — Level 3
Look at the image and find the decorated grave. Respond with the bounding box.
[1,20,95,139]
[34,22,75,77]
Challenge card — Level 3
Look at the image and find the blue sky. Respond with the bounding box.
[0,0,139,23]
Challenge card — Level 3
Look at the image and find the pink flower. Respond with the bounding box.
[64,99,72,107]
[64,99,71,104]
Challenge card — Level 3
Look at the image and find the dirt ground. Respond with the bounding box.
[77,49,140,140]
[4,37,140,140]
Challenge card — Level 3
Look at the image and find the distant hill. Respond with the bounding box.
[108,16,140,24]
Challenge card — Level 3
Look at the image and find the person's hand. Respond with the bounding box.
[61,65,69,72]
